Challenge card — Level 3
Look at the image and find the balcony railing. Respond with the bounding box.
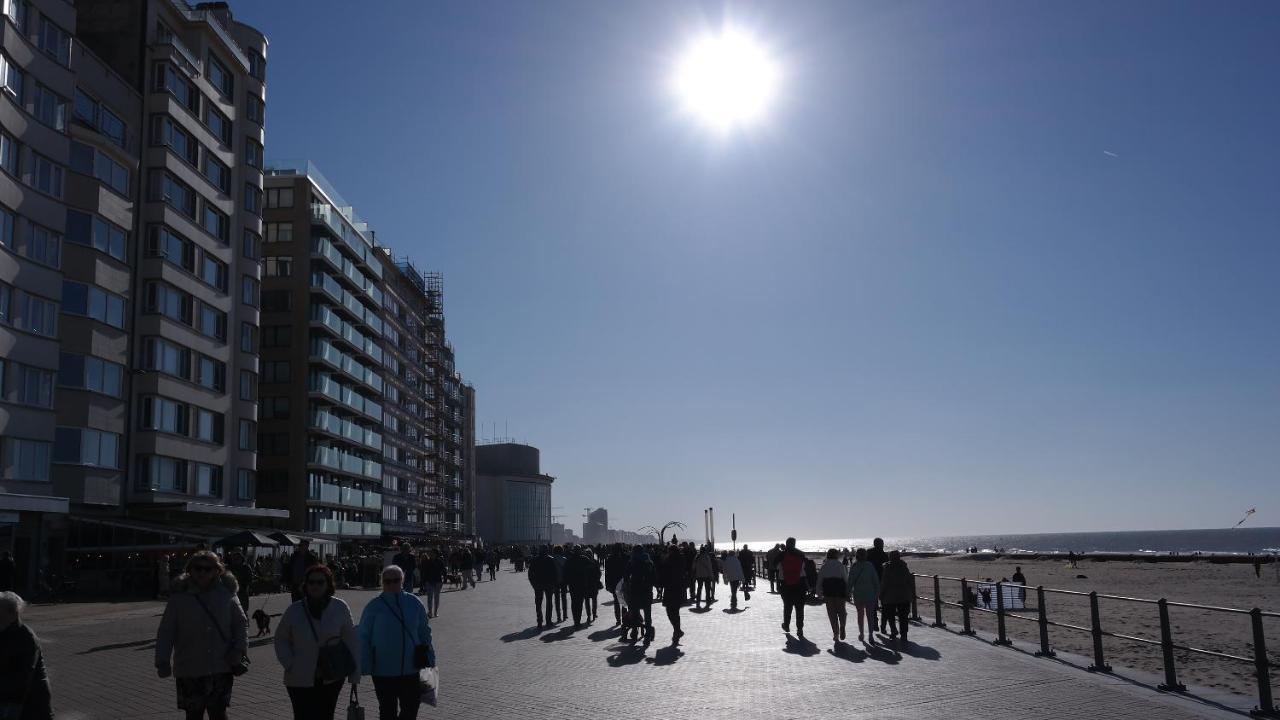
[307,445,383,482]
[312,518,382,537]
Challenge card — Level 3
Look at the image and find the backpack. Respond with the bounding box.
[780,551,806,586]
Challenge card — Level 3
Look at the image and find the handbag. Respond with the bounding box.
[303,602,356,683]
[194,593,250,676]
[381,596,432,669]
[418,666,439,707]
[346,685,365,720]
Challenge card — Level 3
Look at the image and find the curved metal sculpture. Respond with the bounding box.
[638,521,686,546]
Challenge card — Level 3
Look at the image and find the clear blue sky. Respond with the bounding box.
[237,1,1280,540]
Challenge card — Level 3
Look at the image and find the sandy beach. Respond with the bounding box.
[897,555,1279,698]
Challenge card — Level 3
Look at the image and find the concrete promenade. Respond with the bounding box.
[26,568,1251,719]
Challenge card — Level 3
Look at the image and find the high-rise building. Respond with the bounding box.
[259,161,475,541]
[583,507,607,544]
[1,0,277,593]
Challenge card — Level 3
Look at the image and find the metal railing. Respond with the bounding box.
[911,573,1278,716]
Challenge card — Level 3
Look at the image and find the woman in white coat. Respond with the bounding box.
[273,564,360,720]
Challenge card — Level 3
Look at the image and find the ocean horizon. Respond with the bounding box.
[713,526,1280,555]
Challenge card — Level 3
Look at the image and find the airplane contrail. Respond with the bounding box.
[1103,150,1119,157]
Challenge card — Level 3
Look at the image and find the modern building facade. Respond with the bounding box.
[259,162,476,542]
[1,0,278,593]
[475,442,553,545]
[583,507,607,544]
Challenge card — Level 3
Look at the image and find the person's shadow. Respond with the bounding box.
[722,607,746,614]
[606,645,646,667]
[500,626,544,642]
[689,606,712,614]
[648,645,684,666]
[863,641,900,664]
[588,627,622,642]
[828,642,867,663]
[782,634,820,657]
[540,626,577,643]
[900,641,941,660]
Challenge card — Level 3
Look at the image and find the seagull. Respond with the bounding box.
[1102,150,1119,158]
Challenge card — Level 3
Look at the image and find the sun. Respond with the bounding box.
[671,28,780,133]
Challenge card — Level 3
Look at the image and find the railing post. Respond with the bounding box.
[911,584,921,622]
[1035,586,1054,657]
[960,578,975,635]
[932,575,946,628]
[994,582,1011,645]
[1251,608,1277,717]
[1087,591,1111,672]
[1156,599,1185,692]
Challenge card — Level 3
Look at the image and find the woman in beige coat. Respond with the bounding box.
[273,564,360,720]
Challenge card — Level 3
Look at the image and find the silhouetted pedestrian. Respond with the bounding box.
[848,548,880,643]
[776,537,809,639]
[0,591,52,720]
[880,551,916,644]
[817,549,849,643]
[661,546,688,645]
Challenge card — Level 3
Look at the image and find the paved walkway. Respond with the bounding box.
[27,569,1248,719]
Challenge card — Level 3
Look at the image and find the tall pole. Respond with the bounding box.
[732,513,737,552]
[704,509,709,544]
[710,507,715,547]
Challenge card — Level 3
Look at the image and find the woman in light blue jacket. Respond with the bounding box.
[359,565,434,720]
[847,548,881,643]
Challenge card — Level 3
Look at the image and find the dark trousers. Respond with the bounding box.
[570,590,586,625]
[781,583,806,631]
[534,587,553,625]
[372,675,421,720]
[286,681,343,720]
[728,580,740,606]
[628,603,653,637]
[555,585,568,620]
[665,605,681,635]
[611,592,622,623]
[884,602,910,638]
[588,590,598,619]
[695,578,713,604]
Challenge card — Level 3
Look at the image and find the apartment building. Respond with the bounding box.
[1,0,277,593]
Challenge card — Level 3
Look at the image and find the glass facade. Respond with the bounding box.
[502,480,550,543]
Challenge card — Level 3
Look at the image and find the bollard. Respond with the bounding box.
[1157,599,1185,692]
[994,582,1011,645]
[1087,591,1111,672]
[1035,586,1054,657]
[1251,608,1277,717]
[960,578,975,635]
[932,575,946,628]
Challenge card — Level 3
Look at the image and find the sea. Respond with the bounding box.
[716,526,1280,556]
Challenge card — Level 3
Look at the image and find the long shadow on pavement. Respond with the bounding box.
[862,642,901,665]
[588,627,622,642]
[783,634,820,657]
[77,639,155,655]
[722,607,747,614]
[540,626,577,643]
[647,645,684,666]
[500,626,544,642]
[606,645,647,667]
[900,642,941,660]
[828,642,868,663]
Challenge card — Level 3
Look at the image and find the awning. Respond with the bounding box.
[0,492,70,515]
[213,530,279,548]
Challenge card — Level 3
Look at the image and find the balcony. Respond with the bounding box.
[313,518,382,537]
[309,409,382,451]
[308,445,383,482]
[154,25,201,77]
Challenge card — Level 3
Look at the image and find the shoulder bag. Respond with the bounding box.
[193,593,250,676]
[303,602,356,683]
[380,595,432,669]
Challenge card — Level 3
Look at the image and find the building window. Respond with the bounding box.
[240,322,257,354]
[135,454,188,493]
[261,396,289,419]
[264,256,292,277]
[60,280,127,329]
[241,276,259,307]
[1,52,24,103]
[65,210,127,262]
[246,94,263,125]
[146,225,196,273]
[267,187,294,208]
[199,253,228,292]
[32,82,67,131]
[53,428,121,469]
[245,138,262,169]
[37,16,72,68]
[139,395,189,436]
[141,336,191,380]
[3,437,50,482]
[265,223,292,243]
[260,325,291,348]
[201,203,228,243]
[207,53,233,98]
[197,303,226,341]
[74,89,127,147]
[237,469,255,500]
[69,141,129,195]
[195,463,223,496]
[143,281,193,325]
[0,128,18,175]
[57,352,124,397]
[3,286,58,337]
[204,104,231,145]
[238,419,256,451]
[154,62,199,114]
[244,184,262,215]
[151,114,198,165]
[2,1,27,33]
[261,290,291,312]
[150,171,196,217]
[242,229,260,260]
[7,361,53,407]
[29,153,64,198]
[194,408,224,444]
[196,355,226,392]
[262,361,290,384]
[239,370,256,401]
[247,50,265,80]
[202,153,230,193]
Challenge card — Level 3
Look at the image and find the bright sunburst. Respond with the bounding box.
[671,28,780,133]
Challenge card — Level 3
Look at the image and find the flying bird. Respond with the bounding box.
[1232,508,1256,528]
[1102,150,1119,158]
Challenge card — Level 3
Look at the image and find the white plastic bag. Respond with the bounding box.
[418,666,439,707]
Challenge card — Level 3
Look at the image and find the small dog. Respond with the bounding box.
[252,608,272,637]
[446,573,463,590]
